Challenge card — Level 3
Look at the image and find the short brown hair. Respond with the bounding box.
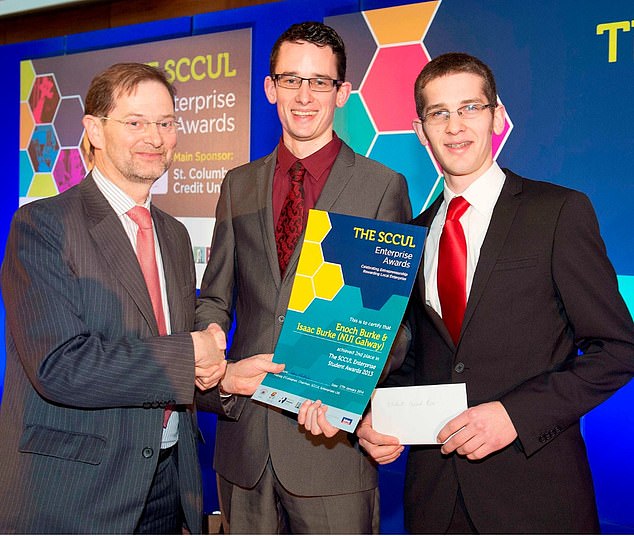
[84,62,175,118]
[269,21,347,82]
[414,53,497,118]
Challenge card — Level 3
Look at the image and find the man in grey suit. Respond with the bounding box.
[196,21,412,534]
[357,53,634,533]
[0,63,227,534]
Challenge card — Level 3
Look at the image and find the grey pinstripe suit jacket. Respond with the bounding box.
[196,141,412,497]
[0,174,203,533]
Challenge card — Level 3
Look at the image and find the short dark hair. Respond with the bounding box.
[414,52,498,118]
[84,62,175,118]
[269,21,347,81]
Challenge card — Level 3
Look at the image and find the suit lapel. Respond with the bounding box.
[314,142,355,211]
[256,151,282,288]
[414,196,455,348]
[80,175,159,335]
[461,171,523,336]
[152,208,183,333]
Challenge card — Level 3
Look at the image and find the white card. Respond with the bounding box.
[371,384,467,445]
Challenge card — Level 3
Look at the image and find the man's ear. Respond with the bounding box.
[264,76,277,105]
[412,119,429,147]
[335,81,352,108]
[82,115,105,151]
[493,103,506,136]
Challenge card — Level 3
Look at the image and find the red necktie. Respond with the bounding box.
[127,206,172,427]
[437,196,470,345]
[275,161,306,276]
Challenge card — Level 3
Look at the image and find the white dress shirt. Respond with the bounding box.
[92,167,178,448]
[424,162,506,317]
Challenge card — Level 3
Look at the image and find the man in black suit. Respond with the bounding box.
[357,53,634,533]
[0,63,227,533]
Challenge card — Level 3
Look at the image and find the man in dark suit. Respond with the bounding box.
[0,63,227,534]
[357,52,634,533]
[196,22,412,534]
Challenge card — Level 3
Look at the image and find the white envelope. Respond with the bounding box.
[371,384,467,445]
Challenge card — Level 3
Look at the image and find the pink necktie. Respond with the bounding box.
[275,161,306,276]
[437,196,470,345]
[127,206,171,427]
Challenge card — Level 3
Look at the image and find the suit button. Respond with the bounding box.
[454,362,465,373]
[143,402,151,409]
[142,447,154,459]
[277,315,285,324]
[151,401,160,409]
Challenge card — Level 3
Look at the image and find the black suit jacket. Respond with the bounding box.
[396,169,634,533]
[0,175,202,533]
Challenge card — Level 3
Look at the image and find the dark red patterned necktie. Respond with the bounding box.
[275,161,306,276]
[437,196,470,345]
[127,206,172,427]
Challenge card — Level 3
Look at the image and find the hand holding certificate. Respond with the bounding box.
[252,210,425,432]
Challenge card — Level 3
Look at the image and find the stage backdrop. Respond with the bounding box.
[0,0,633,533]
[20,29,251,285]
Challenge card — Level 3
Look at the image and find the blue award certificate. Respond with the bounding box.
[251,210,426,432]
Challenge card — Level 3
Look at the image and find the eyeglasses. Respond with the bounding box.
[420,103,496,125]
[271,74,342,92]
[99,116,180,133]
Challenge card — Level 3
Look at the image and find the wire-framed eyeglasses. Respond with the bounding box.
[420,103,496,125]
[271,74,342,92]
[99,116,180,133]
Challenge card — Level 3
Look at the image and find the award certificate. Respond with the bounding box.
[251,210,425,432]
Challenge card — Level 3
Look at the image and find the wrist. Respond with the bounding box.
[218,372,232,398]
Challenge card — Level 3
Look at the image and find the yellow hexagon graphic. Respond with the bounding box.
[365,1,440,45]
[297,241,324,277]
[288,274,316,313]
[20,60,36,102]
[305,210,332,243]
[313,262,344,301]
[27,172,58,197]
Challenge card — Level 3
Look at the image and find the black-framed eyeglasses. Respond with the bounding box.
[99,116,181,133]
[271,74,342,92]
[420,103,496,125]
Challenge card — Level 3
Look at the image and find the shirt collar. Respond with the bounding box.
[442,161,506,218]
[276,132,342,181]
[92,166,152,216]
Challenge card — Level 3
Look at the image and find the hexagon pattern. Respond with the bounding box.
[19,60,87,200]
[54,148,87,193]
[29,75,60,123]
[328,1,514,215]
[288,212,344,313]
[28,125,59,173]
[333,93,376,156]
[362,45,428,132]
[55,97,86,146]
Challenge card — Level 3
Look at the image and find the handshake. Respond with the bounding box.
[190,323,284,394]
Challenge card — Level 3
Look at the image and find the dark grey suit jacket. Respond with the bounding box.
[396,170,634,533]
[0,175,203,533]
[196,141,412,496]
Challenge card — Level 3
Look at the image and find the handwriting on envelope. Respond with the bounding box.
[371,384,467,445]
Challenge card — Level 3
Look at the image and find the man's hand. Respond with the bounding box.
[191,323,227,391]
[297,400,340,438]
[219,354,284,396]
[437,401,517,460]
[356,411,404,464]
